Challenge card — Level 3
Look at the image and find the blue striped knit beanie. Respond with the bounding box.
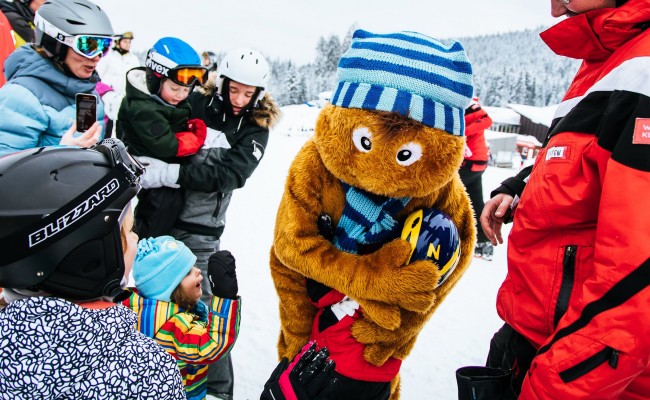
[133,236,197,302]
[331,30,474,136]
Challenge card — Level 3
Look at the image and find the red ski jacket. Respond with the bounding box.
[463,105,492,171]
[493,1,650,398]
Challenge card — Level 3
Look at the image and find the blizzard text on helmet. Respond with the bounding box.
[28,178,120,247]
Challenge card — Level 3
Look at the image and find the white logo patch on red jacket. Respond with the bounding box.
[633,118,650,145]
[546,146,568,161]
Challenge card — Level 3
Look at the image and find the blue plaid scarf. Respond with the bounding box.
[333,182,410,254]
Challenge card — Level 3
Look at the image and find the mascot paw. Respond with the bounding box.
[368,239,413,269]
[352,317,412,346]
[394,340,417,360]
[389,258,440,313]
[363,342,396,367]
[351,310,425,347]
[357,299,401,330]
[359,239,439,313]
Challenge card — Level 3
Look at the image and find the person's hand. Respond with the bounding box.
[188,118,207,142]
[261,342,338,400]
[135,156,180,189]
[480,193,514,246]
[207,250,238,299]
[175,119,207,156]
[60,122,101,148]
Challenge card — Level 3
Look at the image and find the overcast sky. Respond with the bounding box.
[93,0,560,65]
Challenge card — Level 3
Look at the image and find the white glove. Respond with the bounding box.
[135,156,181,189]
[100,91,123,121]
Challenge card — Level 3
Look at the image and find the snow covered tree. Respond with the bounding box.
[269,26,580,108]
[283,61,307,105]
[460,27,579,106]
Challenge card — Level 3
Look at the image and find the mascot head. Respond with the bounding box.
[315,30,473,198]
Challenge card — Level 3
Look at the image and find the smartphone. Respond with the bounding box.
[75,93,97,133]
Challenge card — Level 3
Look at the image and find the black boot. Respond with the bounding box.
[456,366,513,400]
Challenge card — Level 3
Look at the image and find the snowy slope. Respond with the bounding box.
[220,105,517,400]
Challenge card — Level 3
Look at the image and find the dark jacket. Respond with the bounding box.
[117,67,192,163]
[492,1,650,398]
[172,76,280,248]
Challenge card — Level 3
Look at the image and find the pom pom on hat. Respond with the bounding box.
[331,29,474,136]
[133,236,197,302]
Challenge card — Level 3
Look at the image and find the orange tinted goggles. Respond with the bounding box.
[169,67,209,86]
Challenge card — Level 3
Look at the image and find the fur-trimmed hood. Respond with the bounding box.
[198,72,281,130]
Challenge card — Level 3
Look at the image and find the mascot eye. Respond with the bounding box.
[396,142,422,166]
[352,127,373,153]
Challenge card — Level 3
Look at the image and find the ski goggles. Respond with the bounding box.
[168,66,209,87]
[34,13,114,59]
[71,35,114,59]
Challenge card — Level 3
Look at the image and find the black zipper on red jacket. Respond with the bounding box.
[554,245,577,327]
[558,346,618,383]
[538,258,650,357]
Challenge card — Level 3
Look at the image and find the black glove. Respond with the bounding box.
[207,250,238,299]
[261,342,338,400]
[317,213,335,240]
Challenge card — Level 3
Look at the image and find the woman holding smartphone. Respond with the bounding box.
[0,0,114,157]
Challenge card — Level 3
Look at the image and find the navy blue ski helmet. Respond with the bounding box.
[401,208,461,287]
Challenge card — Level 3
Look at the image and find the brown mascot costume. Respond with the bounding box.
[270,30,476,400]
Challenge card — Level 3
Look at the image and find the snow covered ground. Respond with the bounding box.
[220,104,518,400]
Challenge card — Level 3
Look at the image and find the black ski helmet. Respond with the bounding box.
[0,139,143,300]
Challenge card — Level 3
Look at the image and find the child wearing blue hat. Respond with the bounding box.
[120,236,240,400]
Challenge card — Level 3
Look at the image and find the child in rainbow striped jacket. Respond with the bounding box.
[119,236,240,400]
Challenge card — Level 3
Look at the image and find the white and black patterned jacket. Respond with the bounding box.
[0,297,186,399]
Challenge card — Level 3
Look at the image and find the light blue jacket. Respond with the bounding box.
[0,45,105,157]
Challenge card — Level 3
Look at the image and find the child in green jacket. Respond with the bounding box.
[116,37,208,238]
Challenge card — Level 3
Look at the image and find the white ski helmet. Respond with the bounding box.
[216,48,270,107]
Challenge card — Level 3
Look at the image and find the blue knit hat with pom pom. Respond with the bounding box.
[331,29,474,136]
[133,236,196,302]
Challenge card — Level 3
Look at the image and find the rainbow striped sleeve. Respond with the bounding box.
[155,296,241,364]
[120,289,180,338]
